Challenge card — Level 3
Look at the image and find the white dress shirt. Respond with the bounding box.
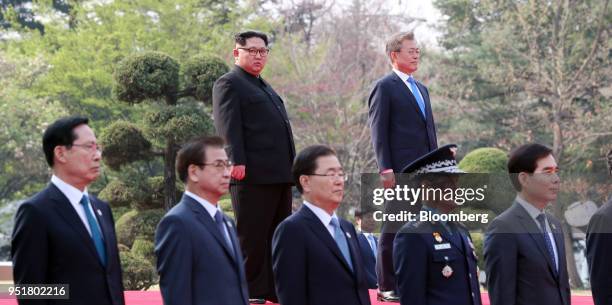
[184,191,231,243]
[392,68,425,101]
[303,201,340,238]
[51,175,101,237]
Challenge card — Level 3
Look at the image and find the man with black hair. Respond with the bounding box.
[586,149,612,305]
[11,116,125,305]
[155,136,249,305]
[213,30,295,303]
[272,145,371,305]
[484,143,570,305]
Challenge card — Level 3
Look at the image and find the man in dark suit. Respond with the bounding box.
[213,30,295,303]
[11,116,125,305]
[394,145,482,305]
[368,31,438,301]
[355,210,378,289]
[155,136,249,305]
[272,145,371,305]
[586,149,612,305]
[484,143,570,305]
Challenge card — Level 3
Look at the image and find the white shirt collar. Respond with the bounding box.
[303,200,338,227]
[392,68,413,83]
[516,195,546,220]
[51,175,88,206]
[184,190,221,219]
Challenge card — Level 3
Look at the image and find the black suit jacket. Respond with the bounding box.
[272,206,371,305]
[586,198,612,305]
[154,195,249,305]
[368,72,438,172]
[212,65,295,184]
[357,233,378,289]
[484,201,571,305]
[11,184,125,305]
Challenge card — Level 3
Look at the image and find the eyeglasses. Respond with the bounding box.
[398,48,420,56]
[309,172,348,182]
[71,142,103,152]
[237,47,270,57]
[195,160,234,171]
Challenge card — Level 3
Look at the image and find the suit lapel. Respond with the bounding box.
[47,184,105,268]
[513,202,558,277]
[341,220,361,280]
[299,207,354,273]
[184,196,238,266]
[391,73,427,123]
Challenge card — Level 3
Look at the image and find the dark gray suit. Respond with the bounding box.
[484,201,571,305]
[586,198,612,305]
[368,71,438,291]
[11,184,125,305]
[155,195,249,305]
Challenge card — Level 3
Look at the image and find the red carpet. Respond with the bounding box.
[0,290,594,304]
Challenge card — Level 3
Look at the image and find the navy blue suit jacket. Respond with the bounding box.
[368,72,438,172]
[394,220,482,305]
[11,184,125,305]
[272,206,371,305]
[484,201,570,305]
[357,233,378,289]
[155,195,249,305]
[586,199,612,305]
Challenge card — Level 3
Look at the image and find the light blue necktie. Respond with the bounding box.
[214,211,234,252]
[80,195,106,267]
[330,218,353,271]
[407,76,426,118]
[536,214,558,273]
[367,234,377,256]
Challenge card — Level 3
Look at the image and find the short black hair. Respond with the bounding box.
[176,136,225,183]
[42,116,90,167]
[507,143,554,191]
[234,30,269,47]
[292,145,337,193]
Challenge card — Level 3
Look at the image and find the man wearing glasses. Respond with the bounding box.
[155,136,249,305]
[11,116,125,305]
[213,30,295,304]
[484,143,570,305]
[367,31,438,301]
[272,145,371,305]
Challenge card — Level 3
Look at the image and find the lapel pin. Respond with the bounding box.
[96,209,102,217]
[345,232,351,239]
[551,223,556,230]
[227,222,233,228]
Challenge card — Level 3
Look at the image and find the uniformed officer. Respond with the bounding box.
[393,144,482,305]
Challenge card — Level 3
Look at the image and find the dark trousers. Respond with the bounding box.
[230,183,292,301]
[376,232,397,292]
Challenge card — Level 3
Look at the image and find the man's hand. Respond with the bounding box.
[380,171,395,189]
[231,165,246,180]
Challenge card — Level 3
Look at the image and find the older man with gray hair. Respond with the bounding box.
[367,31,439,301]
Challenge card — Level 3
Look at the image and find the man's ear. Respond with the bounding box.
[54,146,67,164]
[188,164,200,183]
[299,175,310,193]
[517,172,529,188]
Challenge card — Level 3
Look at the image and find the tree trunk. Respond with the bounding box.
[163,138,177,210]
[551,117,583,288]
[163,95,178,210]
